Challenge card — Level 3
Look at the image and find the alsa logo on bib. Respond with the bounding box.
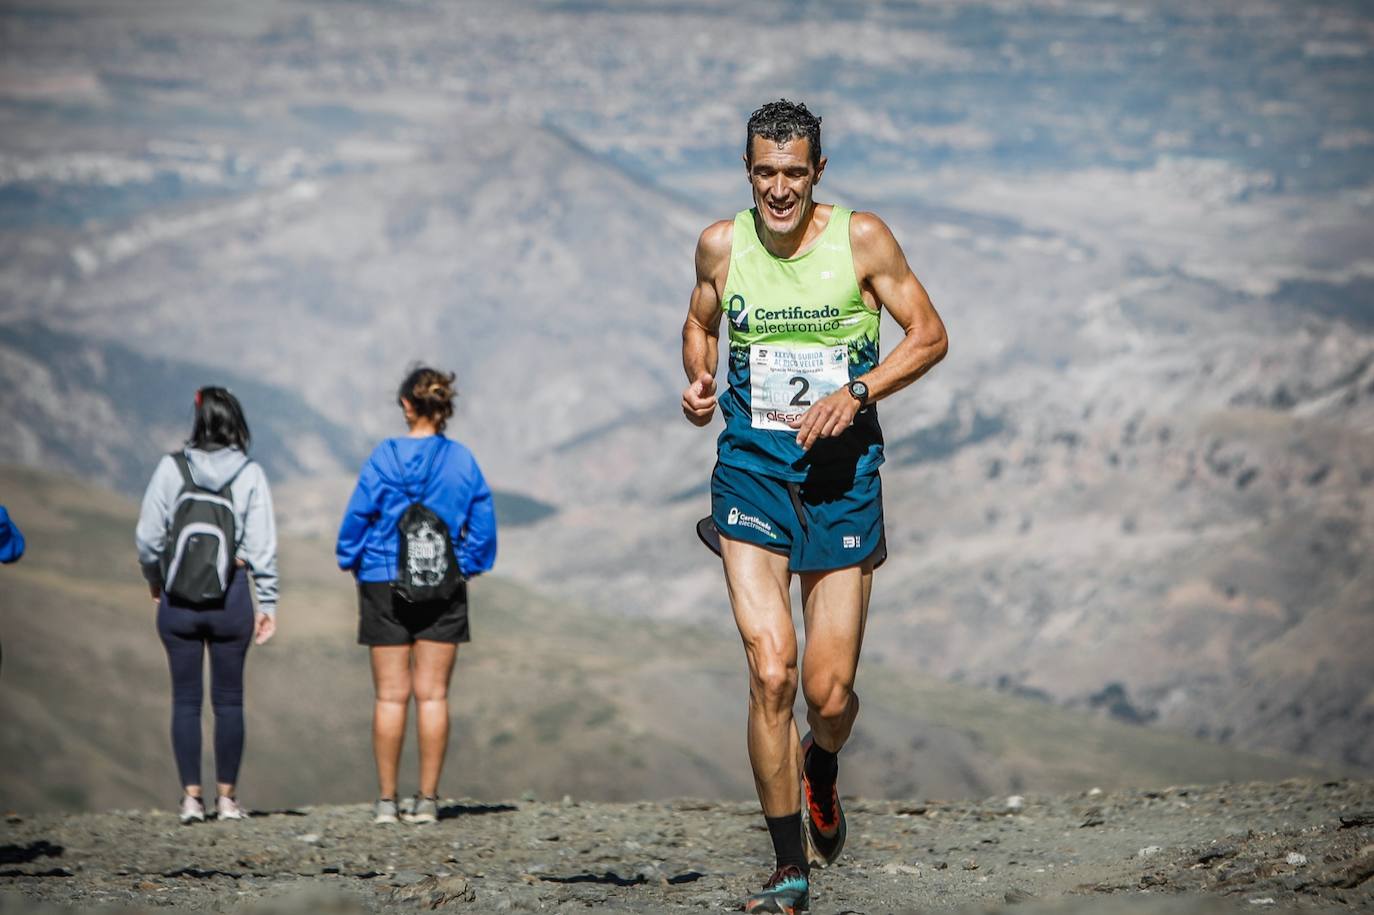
[765,410,805,425]
[726,506,777,539]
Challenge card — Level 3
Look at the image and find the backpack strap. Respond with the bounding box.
[386,441,412,500]
[172,451,252,497]
[219,458,252,498]
[170,451,196,489]
[421,439,449,492]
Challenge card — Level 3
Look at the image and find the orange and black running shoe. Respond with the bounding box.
[800,732,846,867]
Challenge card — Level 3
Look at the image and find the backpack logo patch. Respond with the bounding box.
[404,517,451,587]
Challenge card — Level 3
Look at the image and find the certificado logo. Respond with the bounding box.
[728,294,749,331]
[725,506,777,538]
[751,303,844,335]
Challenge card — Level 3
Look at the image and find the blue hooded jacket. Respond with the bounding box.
[336,435,497,583]
[0,506,24,564]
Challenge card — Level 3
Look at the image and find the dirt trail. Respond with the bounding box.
[2,780,1371,913]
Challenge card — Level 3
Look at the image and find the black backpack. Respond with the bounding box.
[161,452,248,606]
[390,440,462,603]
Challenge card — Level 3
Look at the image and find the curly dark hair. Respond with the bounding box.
[745,99,822,167]
[397,365,457,433]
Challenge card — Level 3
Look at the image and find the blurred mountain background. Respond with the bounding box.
[0,465,1323,811]
[0,0,1371,810]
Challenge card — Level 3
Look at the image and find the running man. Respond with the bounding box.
[681,100,947,913]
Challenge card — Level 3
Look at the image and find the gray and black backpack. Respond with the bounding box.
[161,452,247,606]
[390,440,462,603]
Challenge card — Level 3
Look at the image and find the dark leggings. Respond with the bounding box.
[157,572,254,787]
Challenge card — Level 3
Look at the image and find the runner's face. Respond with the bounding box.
[746,136,825,237]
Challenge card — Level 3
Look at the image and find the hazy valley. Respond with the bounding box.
[1,0,1372,803]
[0,465,1324,815]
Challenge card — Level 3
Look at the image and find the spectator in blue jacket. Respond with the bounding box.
[0,506,23,564]
[336,365,497,825]
[0,505,19,673]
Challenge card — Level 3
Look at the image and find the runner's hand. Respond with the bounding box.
[254,612,276,645]
[682,372,718,426]
[789,388,861,450]
[149,582,161,604]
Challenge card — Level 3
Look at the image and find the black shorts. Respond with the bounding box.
[357,580,471,646]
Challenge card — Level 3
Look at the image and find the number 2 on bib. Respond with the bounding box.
[750,344,849,431]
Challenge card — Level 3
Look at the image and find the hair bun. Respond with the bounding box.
[397,366,457,432]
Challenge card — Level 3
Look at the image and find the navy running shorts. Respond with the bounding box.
[708,461,885,573]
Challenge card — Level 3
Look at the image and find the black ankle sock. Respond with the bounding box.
[805,741,839,789]
[764,812,809,874]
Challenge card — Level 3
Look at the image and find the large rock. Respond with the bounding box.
[389,875,476,909]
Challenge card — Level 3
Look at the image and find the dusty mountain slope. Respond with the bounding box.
[1,780,1371,913]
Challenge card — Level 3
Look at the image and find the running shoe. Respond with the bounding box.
[404,795,438,824]
[800,732,846,867]
[178,794,206,825]
[741,865,809,913]
[374,798,399,824]
[215,795,246,821]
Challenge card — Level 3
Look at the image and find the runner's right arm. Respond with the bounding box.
[681,220,733,426]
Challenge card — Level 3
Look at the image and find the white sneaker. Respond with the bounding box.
[404,795,438,824]
[216,796,246,820]
[178,795,206,825]
[374,798,399,824]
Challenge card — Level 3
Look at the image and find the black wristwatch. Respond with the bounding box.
[846,380,869,406]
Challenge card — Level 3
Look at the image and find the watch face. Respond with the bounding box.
[850,381,868,401]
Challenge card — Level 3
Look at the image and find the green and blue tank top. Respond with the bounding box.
[717,205,883,482]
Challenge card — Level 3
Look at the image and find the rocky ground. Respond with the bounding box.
[1,780,1371,913]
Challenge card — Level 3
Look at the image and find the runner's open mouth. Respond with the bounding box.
[766,199,796,220]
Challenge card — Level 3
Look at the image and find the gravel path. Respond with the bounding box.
[2,780,1371,913]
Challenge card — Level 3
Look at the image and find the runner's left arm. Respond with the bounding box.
[791,212,948,450]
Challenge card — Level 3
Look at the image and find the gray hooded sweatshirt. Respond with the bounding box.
[135,446,278,616]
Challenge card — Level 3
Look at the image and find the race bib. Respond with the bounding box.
[749,344,850,431]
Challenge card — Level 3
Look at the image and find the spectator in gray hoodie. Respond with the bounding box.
[135,386,277,824]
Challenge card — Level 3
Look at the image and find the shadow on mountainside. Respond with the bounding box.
[0,846,62,868]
